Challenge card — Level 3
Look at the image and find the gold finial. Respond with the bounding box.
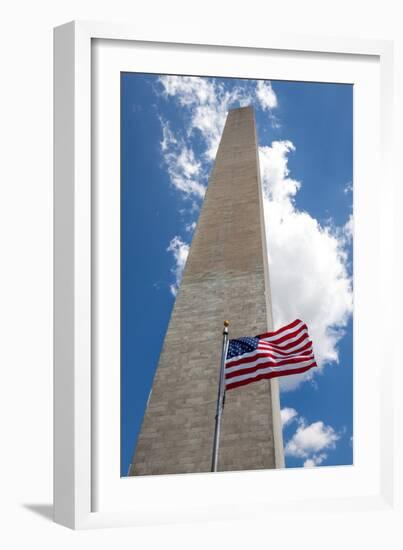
[223,320,230,327]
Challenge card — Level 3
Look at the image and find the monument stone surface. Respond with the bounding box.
[129,105,284,475]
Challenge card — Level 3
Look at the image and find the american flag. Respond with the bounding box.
[225,319,317,391]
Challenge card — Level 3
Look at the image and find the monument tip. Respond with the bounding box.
[228,104,253,113]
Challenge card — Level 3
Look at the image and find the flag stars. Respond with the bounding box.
[227,336,259,359]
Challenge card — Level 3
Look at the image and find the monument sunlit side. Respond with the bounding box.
[129,106,285,475]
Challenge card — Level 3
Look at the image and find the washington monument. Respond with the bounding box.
[129,105,284,475]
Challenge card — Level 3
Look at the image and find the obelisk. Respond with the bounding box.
[129,106,284,475]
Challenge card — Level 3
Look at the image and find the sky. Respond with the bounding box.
[121,73,353,476]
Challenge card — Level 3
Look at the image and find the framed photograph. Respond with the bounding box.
[54,21,395,530]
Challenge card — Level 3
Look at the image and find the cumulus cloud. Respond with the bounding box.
[282,408,341,467]
[256,80,278,110]
[281,407,298,427]
[167,236,189,296]
[285,419,340,463]
[259,141,353,390]
[303,453,327,468]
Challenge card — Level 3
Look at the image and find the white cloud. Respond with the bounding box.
[343,181,353,194]
[176,147,201,178]
[260,141,299,208]
[303,453,327,468]
[285,419,340,460]
[159,118,206,199]
[160,119,177,152]
[280,407,298,427]
[283,408,341,467]
[185,221,196,233]
[167,236,189,296]
[303,458,315,467]
[259,141,353,390]
[159,75,217,107]
[343,213,353,243]
[256,80,278,110]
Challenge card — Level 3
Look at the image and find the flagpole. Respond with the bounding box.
[211,320,229,472]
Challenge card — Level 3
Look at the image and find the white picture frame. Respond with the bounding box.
[54,20,396,530]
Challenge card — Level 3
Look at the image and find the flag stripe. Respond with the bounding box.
[258,340,312,356]
[260,326,308,348]
[225,363,317,391]
[226,356,316,379]
[257,318,303,339]
[258,322,307,345]
[227,360,317,385]
[261,332,310,352]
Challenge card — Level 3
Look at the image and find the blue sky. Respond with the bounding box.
[121,73,353,476]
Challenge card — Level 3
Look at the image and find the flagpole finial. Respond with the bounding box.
[223,320,230,327]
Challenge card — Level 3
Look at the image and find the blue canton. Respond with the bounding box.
[226,336,259,359]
